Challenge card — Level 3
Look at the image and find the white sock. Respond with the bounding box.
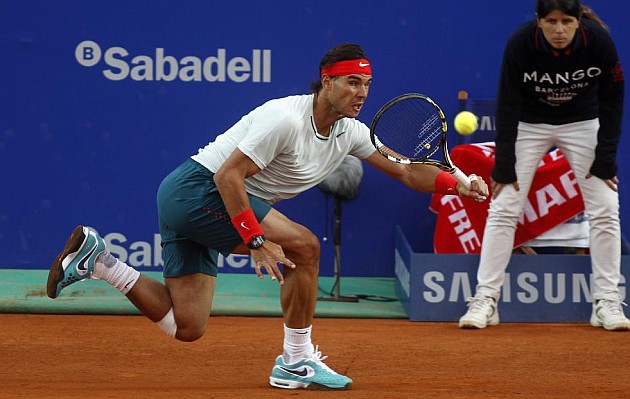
[283,324,314,364]
[157,308,177,338]
[94,250,140,295]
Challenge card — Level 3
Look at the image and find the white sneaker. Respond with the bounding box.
[590,298,630,331]
[459,294,499,329]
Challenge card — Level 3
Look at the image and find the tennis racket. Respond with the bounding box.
[369,93,472,189]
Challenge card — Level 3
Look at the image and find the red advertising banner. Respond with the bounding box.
[430,143,585,254]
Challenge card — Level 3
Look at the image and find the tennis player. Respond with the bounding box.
[48,43,488,390]
[459,0,629,331]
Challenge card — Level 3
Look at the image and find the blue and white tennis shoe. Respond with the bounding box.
[269,347,352,390]
[46,225,106,299]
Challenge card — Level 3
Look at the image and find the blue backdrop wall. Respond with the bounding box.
[1,0,629,277]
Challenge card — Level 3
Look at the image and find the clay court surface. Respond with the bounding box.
[2,314,629,398]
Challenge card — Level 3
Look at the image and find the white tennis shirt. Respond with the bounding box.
[192,94,376,204]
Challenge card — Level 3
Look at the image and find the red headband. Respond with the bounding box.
[321,59,372,77]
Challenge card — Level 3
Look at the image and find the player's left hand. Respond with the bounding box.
[457,174,489,202]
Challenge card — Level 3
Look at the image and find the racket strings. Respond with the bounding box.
[416,113,442,157]
[373,98,444,161]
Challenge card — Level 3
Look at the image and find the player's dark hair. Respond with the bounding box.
[310,43,369,93]
[536,0,608,30]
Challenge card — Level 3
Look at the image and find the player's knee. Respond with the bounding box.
[301,233,320,259]
[175,324,206,342]
[286,233,320,276]
[293,233,320,266]
[173,316,208,342]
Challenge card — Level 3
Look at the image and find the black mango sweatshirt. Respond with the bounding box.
[494,18,624,182]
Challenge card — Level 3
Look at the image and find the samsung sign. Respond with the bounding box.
[75,40,272,83]
[393,227,630,322]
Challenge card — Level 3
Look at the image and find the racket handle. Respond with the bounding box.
[451,167,470,189]
[452,167,487,201]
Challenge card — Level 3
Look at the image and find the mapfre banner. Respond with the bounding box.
[429,143,585,253]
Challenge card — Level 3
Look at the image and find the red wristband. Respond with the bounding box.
[231,208,264,243]
[434,171,458,195]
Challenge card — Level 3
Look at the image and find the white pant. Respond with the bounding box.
[476,119,622,301]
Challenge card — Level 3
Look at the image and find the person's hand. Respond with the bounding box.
[457,174,489,202]
[249,239,296,284]
[586,172,618,192]
[490,178,519,199]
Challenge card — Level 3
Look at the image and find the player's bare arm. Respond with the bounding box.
[213,149,296,283]
[213,149,261,216]
[364,151,489,200]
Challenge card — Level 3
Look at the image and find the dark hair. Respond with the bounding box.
[536,0,582,19]
[309,43,369,93]
[580,5,608,30]
[536,0,608,30]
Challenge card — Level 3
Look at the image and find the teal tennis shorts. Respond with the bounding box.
[156,158,271,278]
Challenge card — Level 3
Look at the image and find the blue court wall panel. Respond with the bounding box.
[1,1,629,277]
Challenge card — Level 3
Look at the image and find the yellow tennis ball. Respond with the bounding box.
[454,111,478,135]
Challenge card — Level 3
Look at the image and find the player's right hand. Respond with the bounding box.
[457,174,489,202]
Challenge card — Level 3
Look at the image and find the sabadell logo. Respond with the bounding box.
[74,40,272,83]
